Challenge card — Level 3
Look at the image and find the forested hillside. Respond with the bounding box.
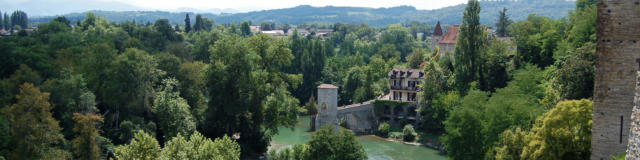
[30,0,575,26]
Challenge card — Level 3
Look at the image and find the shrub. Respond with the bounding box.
[377,122,390,137]
[403,124,416,142]
[390,132,403,140]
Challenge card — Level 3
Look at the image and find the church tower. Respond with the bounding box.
[431,21,443,53]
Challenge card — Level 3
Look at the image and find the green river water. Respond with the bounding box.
[270,116,448,160]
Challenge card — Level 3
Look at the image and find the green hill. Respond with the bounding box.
[30,0,575,27]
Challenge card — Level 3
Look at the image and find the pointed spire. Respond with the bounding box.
[433,21,443,36]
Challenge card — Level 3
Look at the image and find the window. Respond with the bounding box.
[621,116,624,144]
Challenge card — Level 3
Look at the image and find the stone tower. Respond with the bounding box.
[315,84,338,131]
[592,0,640,159]
[431,21,443,53]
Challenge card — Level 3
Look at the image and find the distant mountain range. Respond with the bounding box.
[29,0,576,27]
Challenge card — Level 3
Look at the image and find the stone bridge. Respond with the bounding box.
[314,84,421,134]
[337,100,376,134]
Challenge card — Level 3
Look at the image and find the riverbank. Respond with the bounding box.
[270,116,448,160]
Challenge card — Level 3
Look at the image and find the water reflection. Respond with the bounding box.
[270,116,447,160]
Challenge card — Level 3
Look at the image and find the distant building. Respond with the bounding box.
[0,29,8,37]
[287,28,333,37]
[430,21,443,53]
[250,25,261,33]
[261,30,285,37]
[432,22,511,57]
[288,29,310,36]
[315,29,333,37]
[387,68,424,102]
[438,25,460,56]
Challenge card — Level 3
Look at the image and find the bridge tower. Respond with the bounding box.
[315,84,338,131]
[592,0,640,159]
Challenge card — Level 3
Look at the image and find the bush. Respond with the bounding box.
[377,122,390,137]
[403,124,416,142]
[389,132,403,140]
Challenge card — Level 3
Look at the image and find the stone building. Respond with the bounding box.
[592,0,640,159]
[315,84,339,131]
[431,21,443,53]
[387,68,424,102]
[438,25,460,56]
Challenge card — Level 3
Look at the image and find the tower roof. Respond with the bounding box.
[433,21,443,36]
[440,25,460,44]
[318,84,338,89]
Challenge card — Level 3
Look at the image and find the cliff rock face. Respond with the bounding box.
[592,1,640,159]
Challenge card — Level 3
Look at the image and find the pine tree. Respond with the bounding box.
[240,21,251,36]
[10,10,28,29]
[496,7,512,37]
[193,14,203,31]
[184,14,191,33]
[3,13,9,30]
[454,0,486,93]
[0,10,3,30]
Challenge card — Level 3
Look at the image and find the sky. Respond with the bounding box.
[1,0,468,16]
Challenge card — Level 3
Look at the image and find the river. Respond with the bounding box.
[270,116,448,160]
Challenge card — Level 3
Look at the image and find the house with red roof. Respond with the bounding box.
[438,25,460,57]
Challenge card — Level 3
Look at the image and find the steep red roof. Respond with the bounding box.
[440,25,460,44]
[433,21,443,36]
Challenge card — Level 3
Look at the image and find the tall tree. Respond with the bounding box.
[3,13,9,30]
[241,21,251,36]
[0,10,3,30]
[154,19,177,41]
[204,35,301,158]
[453,0,486,93]
[496,7,512,37]
[10,10,27,29]
[72,113,104,160]
[152,78,196,141]
[1,83,69,159]
[41,74,98,138]
[193,14,203,31]
[184,14,191,33]
[101,48,163,141]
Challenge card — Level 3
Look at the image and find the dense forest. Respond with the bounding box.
[29,0,575,27]
[0,0,596,159]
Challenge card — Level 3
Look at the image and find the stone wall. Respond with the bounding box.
[592,1,640,159]
[337,100,377,134]
[627,71,640,159]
